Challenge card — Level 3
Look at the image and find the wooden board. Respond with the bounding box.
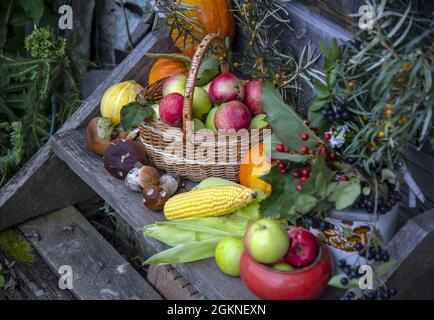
[381,209,434,299]
[0,147,96,231]
[12,242,76,300]
[18,206,161,300]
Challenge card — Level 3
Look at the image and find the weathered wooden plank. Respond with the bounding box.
[0,147,96,231]
[18,206,162,300]
[50,129,258,300]
[380,209,434,299]
[147,265,202,300]
[13,250,76,300]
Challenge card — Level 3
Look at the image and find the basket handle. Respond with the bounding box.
[182,34,229,131]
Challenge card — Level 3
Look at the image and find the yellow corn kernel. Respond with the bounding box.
[164,186,257,221]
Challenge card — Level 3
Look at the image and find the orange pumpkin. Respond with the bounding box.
[170,0,236,57]
[148,58,189,85]
[239,143,272,197]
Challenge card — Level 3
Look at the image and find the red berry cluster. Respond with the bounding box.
[293,167,311,192]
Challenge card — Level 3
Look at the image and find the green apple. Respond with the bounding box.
[250,114,268,129]
[205,107,219,133]
[202,81,211,93]
[244,218,290,264]
[215,236,244,277]
[150,104,160,120]
[162,74,187,97]
[193,118,206,131]
[192,87,212,120]
[272,262,295,272]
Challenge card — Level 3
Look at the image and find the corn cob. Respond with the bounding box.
[164,185,257,221]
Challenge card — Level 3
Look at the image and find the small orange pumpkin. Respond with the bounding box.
[170,0,236,57]
[148,58,189,85]
[239,143,272,197]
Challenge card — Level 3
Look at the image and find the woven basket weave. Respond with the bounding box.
[139,34,268,182]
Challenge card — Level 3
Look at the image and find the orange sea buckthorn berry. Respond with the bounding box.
[378,131,385,138]
[401,63,410,73]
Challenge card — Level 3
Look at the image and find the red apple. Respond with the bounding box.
[159,93,184,127]
[214,101,252,132]
[283,227,319,268]
[209,73,245,104]
[243,80,264,115]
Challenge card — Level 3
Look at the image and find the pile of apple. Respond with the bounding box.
[157,73,268,131]
[244,218,320,271]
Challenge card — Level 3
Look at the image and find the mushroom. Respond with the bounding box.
[159,173,180,197]
[124,166,143,192]
[142,185,170,212]
[138,166,160,189]
[86,117,112,155]
[103,138,148,179]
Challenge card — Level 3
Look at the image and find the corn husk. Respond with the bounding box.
[143,201,260,264]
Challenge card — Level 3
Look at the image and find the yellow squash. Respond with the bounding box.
[100,81,144,125]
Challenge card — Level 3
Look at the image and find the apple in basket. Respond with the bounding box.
[214,101,252,132]
[209,73,245,104]
[159,93,184,127]
[243,80,264,115]
[162,74,212,121]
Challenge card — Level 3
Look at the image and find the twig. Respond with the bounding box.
[119,0,134,49]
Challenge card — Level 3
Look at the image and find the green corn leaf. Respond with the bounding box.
[144,238,221,264]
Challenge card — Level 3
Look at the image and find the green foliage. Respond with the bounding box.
[232,0,322,104]
[261,80,324,151]
[0,230,34,265]
[0,122,24,186]
[25,27,68,64]
[310,0,434,173]
[120,102,154,132]
[0,27,82,187]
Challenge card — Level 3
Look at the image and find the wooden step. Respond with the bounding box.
[18,206,161,300]
[50,128,257,300]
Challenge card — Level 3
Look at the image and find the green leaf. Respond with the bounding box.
[144,238,221,264]
[261,80,323,150]
[375,260,396,278]
[18,0,44,25]
[381,168,396,181]
[196,54,219,86]
[294,194,318,214]
[319,40,333,61]
[270,151,309,163]
[328,274,359,289]
[315,172,328,198]
[120,102,154,132]
[0,274,5,288]
[328,180,361,210]
[260,166,298,219]
[309,99,327,112]
[331,38,340,62]
[313,81,330,99]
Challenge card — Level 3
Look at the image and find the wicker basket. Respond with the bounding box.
[139,34,269,182]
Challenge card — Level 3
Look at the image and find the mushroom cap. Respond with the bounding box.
[103,138,148,179]
[142,185,170,212]
[138,166,160,189]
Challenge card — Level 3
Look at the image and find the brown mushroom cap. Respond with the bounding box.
[103,138,148,179]
[142,185,170,212]
[86,117,112,156]
[138,166,160,189]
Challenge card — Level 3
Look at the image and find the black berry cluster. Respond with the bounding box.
[346,287,398,300]
[302,216,335,231]
[338,260,362,283]
[322,101,352,122]
[355,186,402,214]
[357,243,390,262]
